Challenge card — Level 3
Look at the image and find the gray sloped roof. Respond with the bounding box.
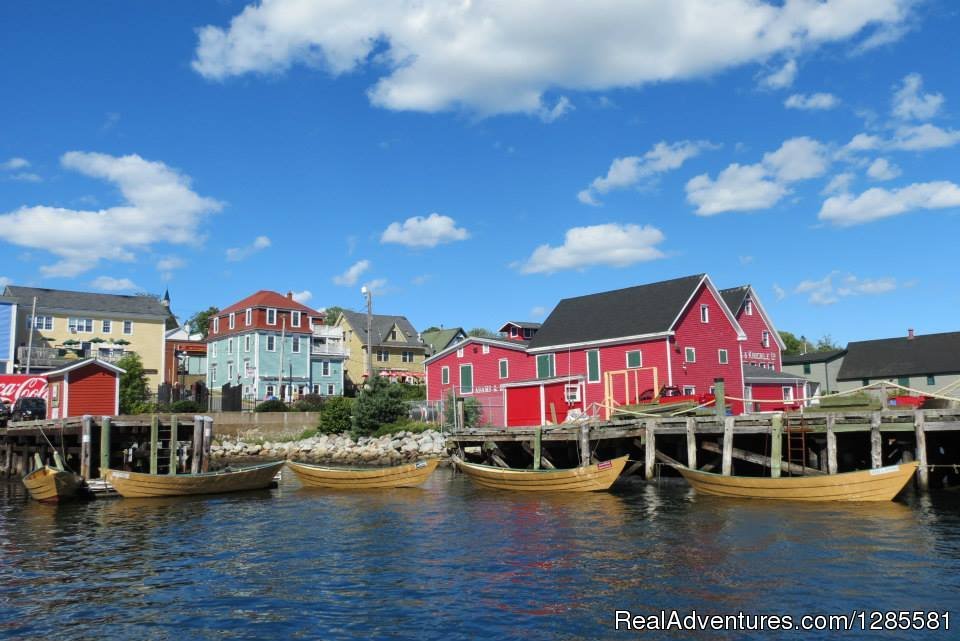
[4,285,169,319]
[782,349,846,365]
[719,286,749,314]
[340,309,426,350]
[421,327,465,354]
[498,321,542,331]
[743,364,807,383]
[526,274,706,350]
[838,331,960,380]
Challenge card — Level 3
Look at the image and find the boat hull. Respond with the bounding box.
[286,458,439,489]
[455,455,628,492]
[675,462,918,501]
[23,466,82,503]
[105,461,285,498]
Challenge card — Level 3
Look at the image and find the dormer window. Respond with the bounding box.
[745,300,753,316]
[523,328,533,339]
[245,308,252,325]
[213,317,220,333]
[390,329,398,341]
[266,308,277,325]
[510,326,518,338]
[229,312,235,330]
[291,310,301,328]
[700,304,709,323]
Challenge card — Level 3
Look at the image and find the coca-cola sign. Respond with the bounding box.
[0,376,48,405]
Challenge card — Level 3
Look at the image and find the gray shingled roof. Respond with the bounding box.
[527,274,706,350]
[421,327,465,354]
[4,285,170,319]
[782,349,846,365]
[838,332,960,380]
[719,286,749,314]
[743,364,807,382]
[340,309,426,350]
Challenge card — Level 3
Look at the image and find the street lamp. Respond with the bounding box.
[361,285,373,381]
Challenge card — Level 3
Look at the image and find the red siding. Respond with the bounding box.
[208,307,322,341]
[506,385,541,426]
[549,340,669,410]
[61,364,118,417]
[736,304,781,370]
[745,381,803,412]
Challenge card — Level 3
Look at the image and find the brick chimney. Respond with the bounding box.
[908,328,915,340]
[287,291,294,300]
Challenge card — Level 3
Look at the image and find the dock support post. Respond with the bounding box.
[533,426,542,470]
[149,415,159,475]
[202,417,213,473]
[826,414,838,475]
[644,420,656,481]
[99,416,111,477]
[579,423,591,466]
[685,417,697,469]
[191,416,203,474]
[721,416,734,476]
[80,415,93,480]
[770,414,783,478]
[455,398,465,431]
[915,410,929,492]
[870,412,882,469]
[3,442,12,477]
[169,415,178,475]
[714,378,726,420]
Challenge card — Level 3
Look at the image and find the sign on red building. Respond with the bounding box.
[0,375,48,405]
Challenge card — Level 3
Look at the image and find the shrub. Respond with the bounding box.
[442,390,483,428]
[395,382,426,401]
[117,352,150,414]
[128,401,160,415]
[292,394,326,412]
[170,400,200,413]
[353,375,406,436]
[255,399,289,413]
[372,421,436,438]
[317,396,355,434]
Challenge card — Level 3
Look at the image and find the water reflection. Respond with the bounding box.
[0,470,957,640]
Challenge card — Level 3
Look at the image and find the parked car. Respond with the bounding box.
[0,400,11,427]
[10,397,46,422]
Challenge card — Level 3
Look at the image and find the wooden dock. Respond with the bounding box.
[446,408,960,492]
[0,415,215,481]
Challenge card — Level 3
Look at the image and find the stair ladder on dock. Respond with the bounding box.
[784,416,809,476]
[154,420,174,475]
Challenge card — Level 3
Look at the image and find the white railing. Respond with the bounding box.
[311,343,347,356]
[312,325,344,339]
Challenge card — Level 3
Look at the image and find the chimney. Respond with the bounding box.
[908,328,915,340]
[287,291,294,300]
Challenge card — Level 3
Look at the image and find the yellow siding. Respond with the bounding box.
[336,316,425,387]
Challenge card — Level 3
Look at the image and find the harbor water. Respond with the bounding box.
[1,468,958,640]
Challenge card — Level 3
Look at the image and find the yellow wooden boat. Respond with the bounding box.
[286,458,439,489]
[454,455,628,492]
[105,461,285,498]
[23,465,83,503]
[674,461,918,501]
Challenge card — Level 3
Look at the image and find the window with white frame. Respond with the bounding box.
[213,317,220,333]
[292,335,301,353]
[266,308,277,325]
[312,384,321,395]
[321,361,331,376]
[536,353,555,379]
[377,350,389,362]
[481,344,490,355]
[211,364,218,382]
[564,383,581,403]
[227,338,233,355]
[456,347,464,358]
[745,300,753,316]
[586,350,600,383]
[783,386,794,402]
[229,313,235,329]
[459,364,473,394]
[245,308,252,325]
[266,335,276,352]
[291,311,301,328]
[244,335,251,352]
[683,385,695,395]
[123,320,133,335]
[327,384,335,395]
[265,385,275,398]
[499,359,508,379]
[101,319,112,333]
[510,327,518,338]
[227,363,234,380]
[700,304,709,323]
[402,351,414,363]
[626,350,642,368]
[441,366,450,385]
[26,315,54,331]
[68,318,94,333]
[523,328,533,339]
[685,347,696,363]
[211,342,217,357]
[762,330,770,348]
[718,349,729,365]
[243,359,251,378]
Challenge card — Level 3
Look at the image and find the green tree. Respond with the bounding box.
[318,397,355,434]
[117,352,150,414]
[353,375,407,435]
[422,326,441,333]
[323,305,345,326]
[443,390,483,428]
[187,306,219,338]
[779,331,803,356]
[467,327,497,338]
[815,334,841,352]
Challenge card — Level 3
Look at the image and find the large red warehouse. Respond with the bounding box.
[45,359,124,419]
[426,274,805,426]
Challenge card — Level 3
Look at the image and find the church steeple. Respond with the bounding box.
[162,288,170,307]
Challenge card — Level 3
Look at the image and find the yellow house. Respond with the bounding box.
[336,310,427,391]
[4,286,174,389]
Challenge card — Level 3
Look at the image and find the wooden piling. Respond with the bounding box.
[644,420,656,481]
[168,415,178,475]
[721,416,734,476]
[202,417,213,473]
[770,413,783,478]
[579,423,591,466]
[685,417,697,469]
[533,426,542,470]
[915,410,929,491]
[99,416,111,477]
[80,415,92,480]
[149,415,159,475]
[825,414,838,475]
[191,416,203,474]
[870,412,882,469]
[714,378,726,420]
[4,441,13,476]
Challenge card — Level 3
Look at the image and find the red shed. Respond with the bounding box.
[45,359,124,419]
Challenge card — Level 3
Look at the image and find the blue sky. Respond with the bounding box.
[1,0,958,345]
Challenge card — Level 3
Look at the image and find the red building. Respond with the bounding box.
[45,359,123,419]
[428,274,811,426]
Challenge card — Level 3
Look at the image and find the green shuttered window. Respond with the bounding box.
[626,350,642,368]
[460,365,473,394]
[536,354,555,379]
[586,350,600,383]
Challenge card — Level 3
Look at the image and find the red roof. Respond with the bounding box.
[220,290,321,317]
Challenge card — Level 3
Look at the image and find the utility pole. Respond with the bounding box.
[25,296,37,374]
[277,317,286,401]
[361,286,373,381]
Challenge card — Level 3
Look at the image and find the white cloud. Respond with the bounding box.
[291,290,312,303]
[686,137,828,215]
[822,172,855,195]
[381,213,469,248]
[784,92,840,110]
[517,223,666,274]
[362,278,388,295]
[156,256,186,272]
[9,172,42,183]
[892,73,943,120]
[226,235,271,261]
[759,59,797,89]
[0,276,10,289]
[866,158,901,181]
[686,163,787,215]
[844,133,883,152]
[0,157,30,171]
[795,271,898,305]
[192,1,910,118]
[0,152,222,277]
[333,259,371,286]
[411,274,431,286]
[530,305,547,318]
[1,158,41,182]
[539,96,573,123]
[890,124,960,151]
[90,276,139,292]
[578,140,713,205]
[772,283,786,301]
[819,181,960,226]
[739,255,754,265]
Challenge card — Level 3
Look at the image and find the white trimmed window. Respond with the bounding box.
[499,359,509,379]
[402,351,414,363]
[564,383,581,403]
[68,318,94,333]
[229,313,235,330]
[244,335,251,352]
[482,344,490,355]
[211,364,218,382]
[243,359,250,378]
[718,349,729,365]
[312,384,321,394]
[266,335,276,352]
[441,366,450,385]
[745,300,753,316]
[536,353,555,379]
[292,335,301,353]
[685,347,696,363]
[245,308,253,325]
[523,328,534,339]
[266,308,277,325]
[377,350,389,362]
[586,350,601,383]
[213,317,220,333]
[227,338,233,355]
[459,364,474,394]
[762,330,770,348]
[626,350,642,368]
[291,310,301,328]
[227,363,234,380]
[265,385,275,398]
[509,326,518,338]
[27,315,54,331]
[783,386,794,402]
[700,304,709,323]
[327,384,336,395]
[683,385,695,396]
[211,342,217,357]
[456,347,464,358]
[101,319,112,334]
[321,361,331,376]
[123,320,133,335]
